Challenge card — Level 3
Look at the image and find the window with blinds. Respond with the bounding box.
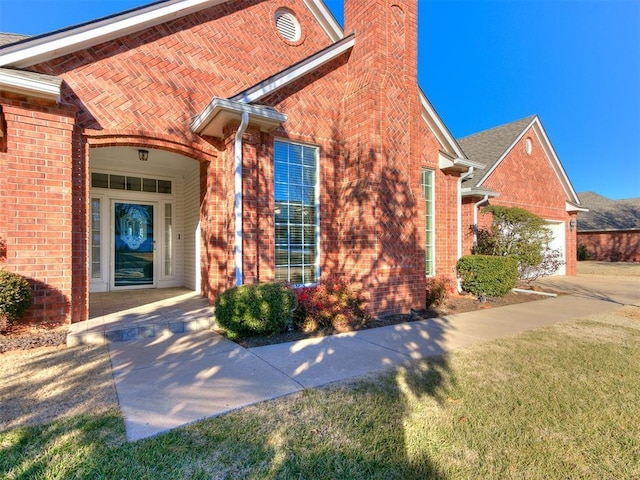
[274,140,319,285]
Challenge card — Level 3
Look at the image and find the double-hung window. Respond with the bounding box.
[274,140,319,285]
[422,168,435,276]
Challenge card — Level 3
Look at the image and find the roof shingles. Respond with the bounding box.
[458,115,536,188]
[577,191,640,231]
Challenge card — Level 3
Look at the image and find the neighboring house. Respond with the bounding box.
[0,0,582,327]
[458,115,586,275]
[577,192,640,262]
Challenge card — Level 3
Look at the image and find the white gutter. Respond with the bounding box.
[234,111,249,286]
[0,68,62,101]
[456,167,475,293]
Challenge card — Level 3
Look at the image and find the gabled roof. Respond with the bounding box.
[229,34,355,105]
[577,192,640,231]
[458,115,581,205]
[419,88,468,160]
[458,115,536,187]
[0,0,473,172]
[0,0,342,69]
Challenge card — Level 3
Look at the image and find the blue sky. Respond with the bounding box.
[1,0,638,199]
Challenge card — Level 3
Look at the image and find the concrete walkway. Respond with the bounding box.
[107,291,630,441]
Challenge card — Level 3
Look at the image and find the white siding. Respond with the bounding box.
[183,167,200,291]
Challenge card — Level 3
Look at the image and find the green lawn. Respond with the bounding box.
[2,306,639,479]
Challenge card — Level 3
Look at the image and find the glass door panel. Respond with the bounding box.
[114,202,154,287]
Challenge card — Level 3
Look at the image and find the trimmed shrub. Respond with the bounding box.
[456,255,517,297]
[426,276,455,308]
[214,283,296,340]
[291,278,369,333]
[577,244,591,261]
[0,270,33,330]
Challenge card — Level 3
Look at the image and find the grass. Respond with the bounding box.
[2,306,639,479]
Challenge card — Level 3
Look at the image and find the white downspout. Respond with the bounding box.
[473,195,490,247]
[234,112,249,286]
[457,167,474,293]
[457,167,474,259]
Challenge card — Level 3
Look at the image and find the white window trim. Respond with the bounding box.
[422,168,436,277]
[273,138,320,286]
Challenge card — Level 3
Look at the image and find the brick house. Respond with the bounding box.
[459,115,585,275]
[0,0,579,327]
[576,192,640,262]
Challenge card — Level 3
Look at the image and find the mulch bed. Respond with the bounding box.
[236,289,550,348]
[0,323,68,354]
[1,288,552,353]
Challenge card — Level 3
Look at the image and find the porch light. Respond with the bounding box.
[138,149,149,162]
[569,219,577,231]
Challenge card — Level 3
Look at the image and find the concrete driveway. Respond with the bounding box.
[535,274,640,307]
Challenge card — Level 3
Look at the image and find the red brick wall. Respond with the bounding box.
[3,0,464,321]
[22,0,336,317]
[337,0,426,315]
[0,94,78,324]
[462,125,578,275]
[578,231,640,262]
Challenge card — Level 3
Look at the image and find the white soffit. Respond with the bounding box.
[0,0,226,68]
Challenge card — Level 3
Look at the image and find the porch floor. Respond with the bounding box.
[68,288,215,346]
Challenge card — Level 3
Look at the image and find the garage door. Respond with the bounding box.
[546,221,566,275]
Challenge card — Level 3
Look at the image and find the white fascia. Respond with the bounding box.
[231,34,355,105]
[419,90,466,160]
[191,97,287,137]
[566,200,588,213]
[0,0,226,68]
[303,0,344,42]
[0,69,62,101]
[438,152,484,173]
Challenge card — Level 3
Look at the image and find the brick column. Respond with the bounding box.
[2,99,77,325]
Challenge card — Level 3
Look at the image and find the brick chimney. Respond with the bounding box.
[339,0,424,315]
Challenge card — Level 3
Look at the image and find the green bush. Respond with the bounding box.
[456,255,517,297]
[0,270,33,328]
[577,244,591,261]
[214,283,296,340]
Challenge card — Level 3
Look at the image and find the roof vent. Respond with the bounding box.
[275,9,301,42]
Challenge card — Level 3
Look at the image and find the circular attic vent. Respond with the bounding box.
[275,9,301,42]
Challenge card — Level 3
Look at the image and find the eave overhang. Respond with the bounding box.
[461,187,499,198]
[566,200,589,213]
[438,152,484,174]
[0,0,227,68]
[420,90,467,160]
[191,97,287,138]
[230,34,355,104]
[0,67,62,101]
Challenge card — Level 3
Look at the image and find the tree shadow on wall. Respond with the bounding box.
[24,278,71,327]
[579,230,640,262]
